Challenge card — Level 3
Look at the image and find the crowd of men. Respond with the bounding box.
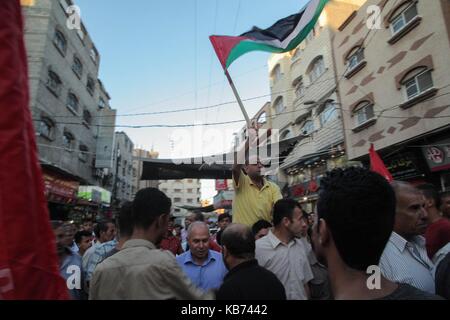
[50,157,450,300]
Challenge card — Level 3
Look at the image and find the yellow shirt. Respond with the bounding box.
[232,171,282,227]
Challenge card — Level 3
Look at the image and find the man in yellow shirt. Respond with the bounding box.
[232,154,282,227]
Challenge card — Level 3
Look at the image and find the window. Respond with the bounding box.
[174,198,181,203]
[72,56,83,78]
[187,188,193,193]
[353,102,375,126]
[174,189,182,193]
[86,77,95,96]
[66,93,79,113]
[320,102,338,126]
[271,65,281,84]
[162,188,168,193]
[53,29,67,55]
[390,3,418,35]
[123,160,127,176]
[188,179,193,183]
[308,57,325,83]
[347,48,364,71]
[46,71,62,96]
[98,98,106,109]
[295,81,305,98]
[301,120,314,135]
[187,199,193,204]
[274,97,285,114]
[281,130,293,140]
[79,144,88,162]
[83,109,92,126]
[62,132,74,150]
[257,112,267,125]
[403,69,433,100]
[90,47,98,64]
[38,118,54,140]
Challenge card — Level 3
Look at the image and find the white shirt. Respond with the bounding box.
[255,230,313,300]
[82,240,101,273]
[379,232,435,294]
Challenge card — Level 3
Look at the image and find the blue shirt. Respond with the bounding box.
[60,249,84,300]
[176,250,227,292]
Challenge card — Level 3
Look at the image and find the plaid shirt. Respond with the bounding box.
[85,239,118,282]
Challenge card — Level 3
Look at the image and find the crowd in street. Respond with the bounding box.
[50,161,450,300]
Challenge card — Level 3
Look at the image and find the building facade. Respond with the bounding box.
[113,132,134,203]
[132,148,160,198]
[334,0,450,189]
[159,179,202,217]
[267,0,364,210]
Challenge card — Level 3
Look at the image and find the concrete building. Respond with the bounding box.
[333,0,450,189]
[132,148,160,198]
[159,179,202,217]
[23,0,116,193]
[112,132,134,203]
[267,0,365,210]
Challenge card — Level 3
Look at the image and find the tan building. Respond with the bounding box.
[334,0,450,188]
[267,0,365,210]
[132,148,160,198]
[158,179,202,217]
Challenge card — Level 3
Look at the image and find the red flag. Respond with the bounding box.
[0,0,69,299]
[369,144,393,182]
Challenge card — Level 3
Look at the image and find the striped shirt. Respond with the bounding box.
[379,232,435,294]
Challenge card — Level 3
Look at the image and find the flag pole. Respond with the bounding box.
[224,69,252,129]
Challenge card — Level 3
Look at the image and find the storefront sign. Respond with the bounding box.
[423,139,450,172]
[43,173,79,204]
[385,152,423,180]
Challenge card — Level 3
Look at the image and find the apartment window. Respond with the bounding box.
[162,188,168,193]
[174,189,182,193]
[53,29,67,55]
[308,56,325,83]
[174,208,181,213]
[174,198,181,203]
[98,98,106,109]
[79,144,89,162]
[301,120,314,135]
[390,3,418,35]
[281,130,293,140]
[187,199,193,204]
[188,179,193,183]
[37,117,55,140]
[403,69,433,100]
[319,102,338,126]
[271,64,281,84]
[187,188,193,193]
[86,76,95,96]
[353,101,375,126]
[72,56,83,78]
[295,80,305,99]
[274,97,285,114]
[123,160,127,176]
[347,48,365,71]
[46,71,62,96]
[257,112,267,125]
[66,93,79,113]
[83,109,92,126]
[62,132,74,150]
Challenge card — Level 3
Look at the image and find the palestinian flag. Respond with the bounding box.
[210,0,329,70]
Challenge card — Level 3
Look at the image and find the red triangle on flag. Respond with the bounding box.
[369,144,394,182]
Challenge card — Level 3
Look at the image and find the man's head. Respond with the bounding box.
[221,224,255,270]
[218,213,231,230]
[51,220,66,257]
[252,220,272,240]
[74,230,93,255]
[82,219,94,233]
[185,212,204,229]
[117,201,134,240]
[94,220,116,243]
[187,222,210,261]
[273,199,307,238]
[132,188,172,245]
[440,191,450,218]
[244,156,263,180]
[391,181,428,239]
[417,183,441,213]
[313,167,396,271]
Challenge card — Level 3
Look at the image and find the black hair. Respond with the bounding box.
[74,230,92,244]
[132,188,171,229]
[252,219,272,236]
[272,199,301,227]
[317,167,396,271]
[118,201,134,237]
[417,183,441,208]
[191,212,205,222]
[218,212,231,222]
[221,225,255,259]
